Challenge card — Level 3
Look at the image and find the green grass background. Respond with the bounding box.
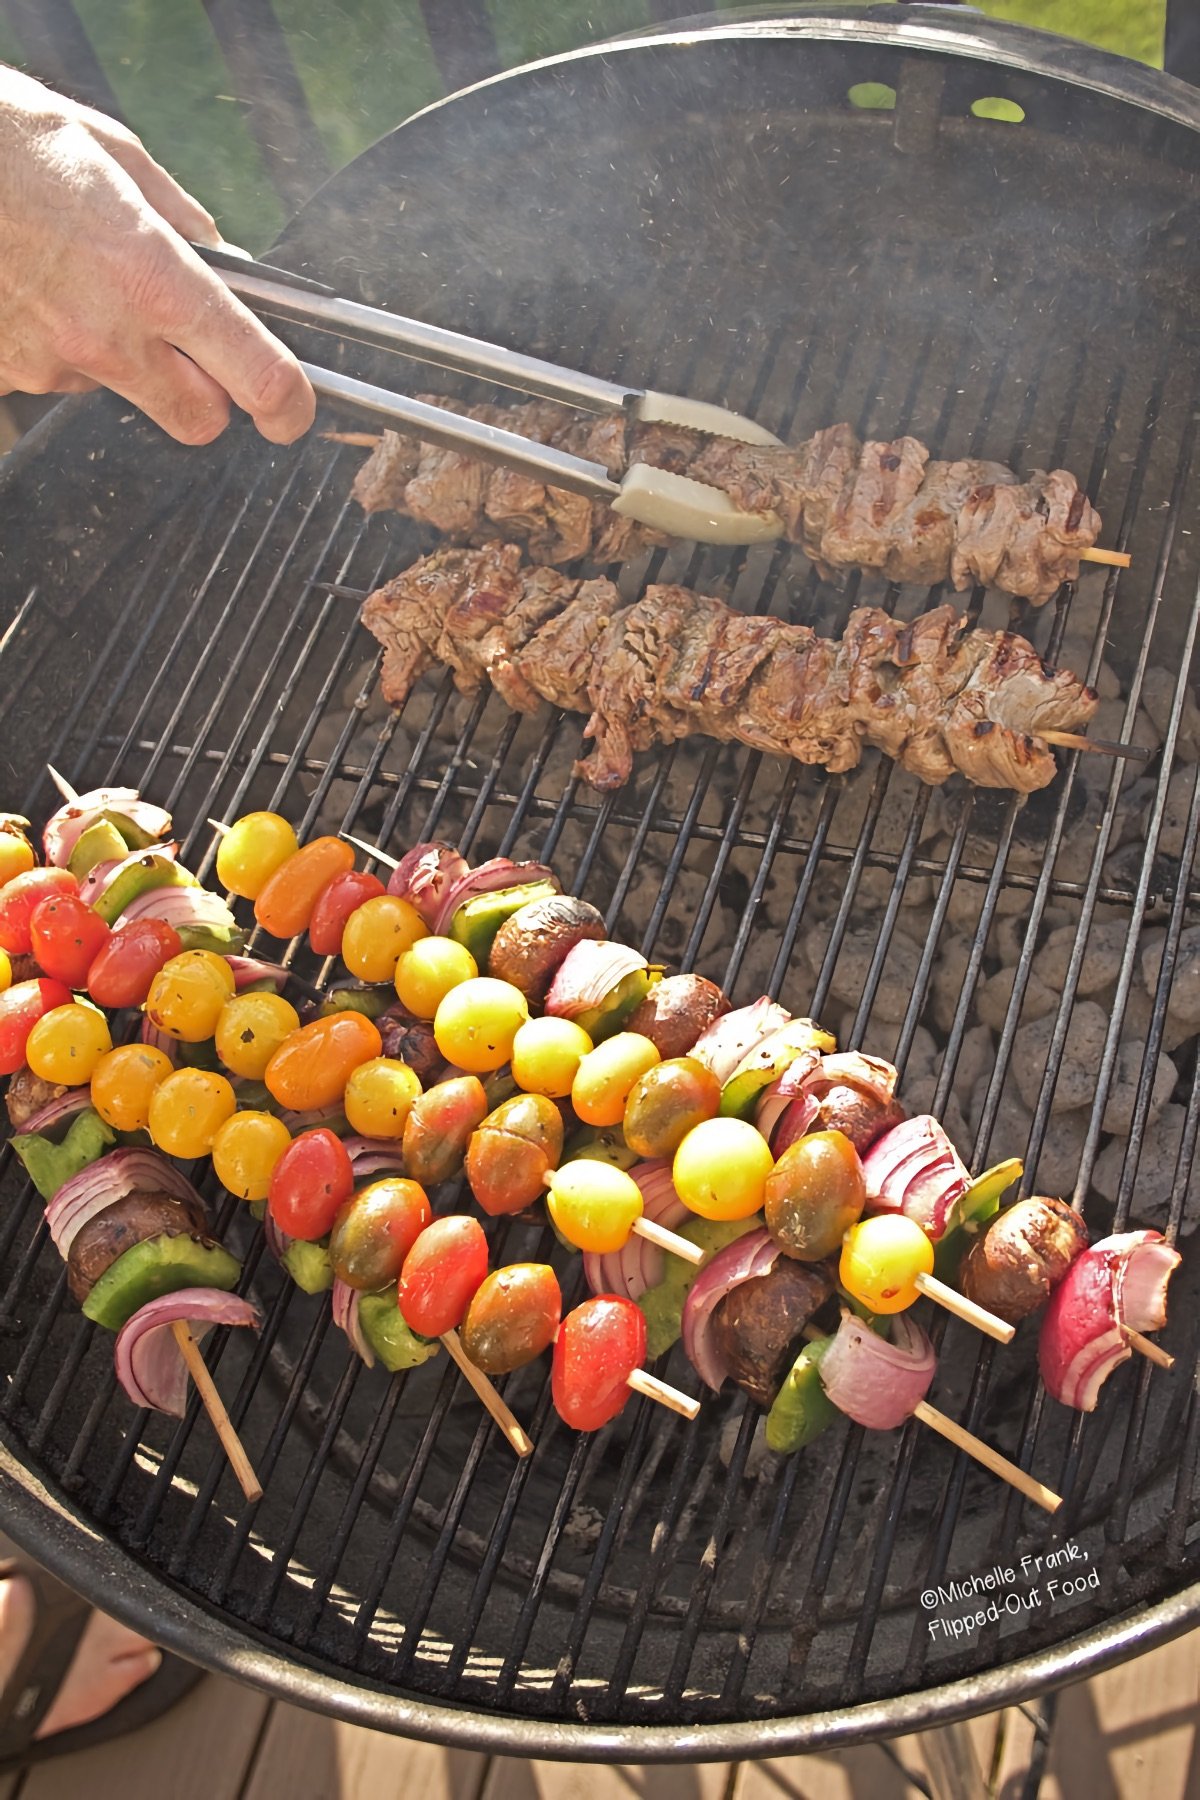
[0,2,1169,248]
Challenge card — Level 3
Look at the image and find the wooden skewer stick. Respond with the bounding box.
[170,1320,263,1502]
[207,817,230,836]
[321,430,384,448]
[1123,1327,1175,1370]
[634,1216,704,1265]
[1080,547,1131,569]
[627,1368,701,1419]
[1040,731,1150,763]
[441,1329,534,1458]
[340,831,400,869]
[912,1399,1062,1514]
[46,764,79,804]
[913,1272,1015,1344]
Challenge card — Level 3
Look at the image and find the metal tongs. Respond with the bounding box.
[197,245,784,545]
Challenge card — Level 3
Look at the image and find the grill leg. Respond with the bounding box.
[919,1720,988,1800]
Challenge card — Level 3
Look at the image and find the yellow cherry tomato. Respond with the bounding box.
[0,830,36,887]
[393,935,477,1018]
[264,1011,383,1112]
[212,1109,292,1201]
[545,1159,643,1253]
[341,895,429,983]
[214,990,301,1079]
[25,1003,112,1086]
[0,947,10,994]
[840,1214,934,1314]
[145,950,237,1043]
[216,811,299,900]
[511,1015,593,1099]
[89,1043,174,1131]
[571,1032,660,1129]
[343,1057,423,1139]
[672,1117,774,1221]
[147,1068,237,1158]
[432,977,529,1074]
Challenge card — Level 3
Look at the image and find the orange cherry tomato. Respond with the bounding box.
[264,1011,383,1112]
[253,837,355,940]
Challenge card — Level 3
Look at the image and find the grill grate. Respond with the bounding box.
[2,26,1200,1751]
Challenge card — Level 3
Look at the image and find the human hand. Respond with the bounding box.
[0,66,314,445]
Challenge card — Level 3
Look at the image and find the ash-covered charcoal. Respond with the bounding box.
[361,545,1097,795]
[352,404,1104,604]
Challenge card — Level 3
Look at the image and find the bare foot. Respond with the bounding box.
[0,1575,160,1739]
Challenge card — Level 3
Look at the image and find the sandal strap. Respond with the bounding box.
[0,1562,92,1759]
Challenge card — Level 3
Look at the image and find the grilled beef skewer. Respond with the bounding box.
[352,401,1102,605]
[361,541,1097,793]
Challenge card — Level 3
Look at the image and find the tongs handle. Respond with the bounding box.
[194,244,635,416]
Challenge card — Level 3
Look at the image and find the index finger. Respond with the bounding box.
[158,250,316,444]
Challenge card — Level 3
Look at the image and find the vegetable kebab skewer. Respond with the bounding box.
[36,770,263,1496]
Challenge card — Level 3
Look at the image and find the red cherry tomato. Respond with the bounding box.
[552,1295,647,1432]
[86,919,184,1009]
[397,1215,489,1338]
[267,1128,354,1242]
[29,894,111,989]
[254,837,355,939]
[0,868,78,955]
[0,977,75,1075]
[307,870,386,958]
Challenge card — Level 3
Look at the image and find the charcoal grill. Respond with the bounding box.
[1,6,1199,1760]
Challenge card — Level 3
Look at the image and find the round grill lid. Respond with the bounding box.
[1,10,1198,1758]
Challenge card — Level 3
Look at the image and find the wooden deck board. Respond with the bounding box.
[12,1671,269,1800]
[240,1700,488,1800]
[480,1760,732,1800]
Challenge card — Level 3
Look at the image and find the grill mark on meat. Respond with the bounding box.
[353,405,1102,604]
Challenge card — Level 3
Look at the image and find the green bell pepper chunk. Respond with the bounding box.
[82,1235,241,1331]
[11,1108,117,1201]
[281,1238,334,1294]
[574,967,661,1043]
[765,1336,838,1453]
[452,880,560,967]
[933,1157,1023,1283]
[92,853,198,926]
[67,819,129,881]
[314,986,392,1021]
[358,1290,440,1372]
[637,1215,760,1360]
[175,921,247,957]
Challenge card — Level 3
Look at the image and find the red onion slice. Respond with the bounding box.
[768,1093,823,1156]
[19,1088,94,1140]
[690,998,791,1087]
[343,1136,408,1183]
[387,841,471,926]
[114,1288,260,1417]
[78,843,179,906]
[332,1278,375,1367]
[581,1160,691,1300]
[432,858,559,937]
[139,1016,181,1063]
[862,1116,971,1238]
[226,956,291,993]
[117,886,238,932]
[820,1311,936,1430]
[44,790,172,868]
[680,1227,781,1391]
[46,1149,205,1258]
[1039,1230,1181,1411]
[545,941,647,1019]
